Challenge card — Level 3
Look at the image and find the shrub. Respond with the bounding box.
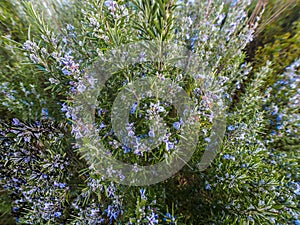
[0,0,299,224]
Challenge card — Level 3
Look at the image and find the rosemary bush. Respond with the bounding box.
[0,0,299,224]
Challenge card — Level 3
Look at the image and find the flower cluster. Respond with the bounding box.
[0,120,71,224]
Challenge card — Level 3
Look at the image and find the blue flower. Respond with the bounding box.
[223,154,230,159]
[148,128,155,137]
[24,136,31,143]
[62,69,71,75]
[54,211,62,218]
[99,123,106,129]
[227,125,235,131]
[166,213,172,219]
[12,118,20,126]
[140,189,147,199]
[277,79,288,85]
[271,106,278,115]
[204,137,211,143]
[163,212,176,224]
[230,0,238,7]
[66,24,74,30]
[24,157,30,163]
[59,183,67,189]
[166,141,175,151]
[107,185,115,198]
[42,108,49,118]
[292,182,300,195]
[147,212,158,225]
[173,121,181,130]
[105,205,121,224]
[77,82,86,93]
[295,220,300,225]
[130,102,138,114]
[205,183,211,190]
[223,154,235,161]
[276,125,283,130]
[276,114,283,121]
[123,145,131,153]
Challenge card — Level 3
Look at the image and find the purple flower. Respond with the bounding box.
[24,157,30,163]
[23,40,36,52]
[205,183,211,190]
[71,125,83,139]
[24,136,31,143]
[105,0,117,12]
[61,103,71,118]
[30,54,40,64]
[194,87,201,97]
[86,76,97,87]
[49,78,60,84]
[12,118,20,126]
[77,82,86,93]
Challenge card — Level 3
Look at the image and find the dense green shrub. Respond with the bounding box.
[0,0,299,224]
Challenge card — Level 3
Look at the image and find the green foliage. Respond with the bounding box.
[251,0,300,75]
[255,20,300,82]
[0,0,299,224]
[256,0,300,43]
[0,190,14,225]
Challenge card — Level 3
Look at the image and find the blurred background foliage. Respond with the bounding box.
[0,0,299,224]
[250,0,300,77]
